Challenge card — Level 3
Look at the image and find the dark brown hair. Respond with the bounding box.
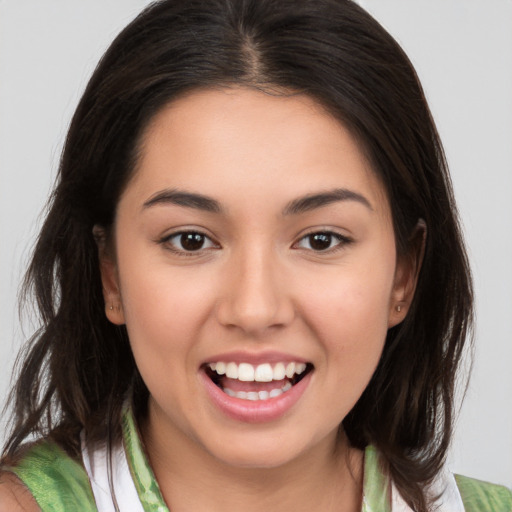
[2,1,473,510]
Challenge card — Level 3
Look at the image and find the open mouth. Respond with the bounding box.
[204,361,314,401]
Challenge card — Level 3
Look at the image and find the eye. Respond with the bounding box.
[164,231,217,253]
[295,231,350,252]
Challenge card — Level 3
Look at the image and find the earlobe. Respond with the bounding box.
[101,260,125,325]
[93,225,125,325]
[388,219,427,328]
[105,300,125,324]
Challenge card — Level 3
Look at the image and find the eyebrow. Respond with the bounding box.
[282,188,373,215]
[142,187,372,216]
[142,189,222,213]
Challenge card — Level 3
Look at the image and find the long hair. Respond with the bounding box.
[2,1,473,510]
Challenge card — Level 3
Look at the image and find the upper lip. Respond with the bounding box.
[201,350,310,366]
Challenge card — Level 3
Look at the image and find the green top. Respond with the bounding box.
[455,474,512,511]
[6,441,97,512]
[6,409,512,512]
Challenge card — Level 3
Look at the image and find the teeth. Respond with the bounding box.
[223,381,292,401]
[296,363,306,375]
[225,362,238,379]
[208,361,308,382]
[273,362,285,380]
[282,381,292,392]
[238,363,254,382]
[285,362,296,378]
[254,363,273,382]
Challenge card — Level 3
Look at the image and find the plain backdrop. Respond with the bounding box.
[1,0,511,487]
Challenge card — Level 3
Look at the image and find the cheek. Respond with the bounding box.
[114,244,217,375]
[117,243,213,330]
[298,248,396,385]
[116,257,213,411]
[302,259,395,341]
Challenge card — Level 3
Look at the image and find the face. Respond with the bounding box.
[100,88,414,469]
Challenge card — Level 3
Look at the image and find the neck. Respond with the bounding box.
[140,408,364,512]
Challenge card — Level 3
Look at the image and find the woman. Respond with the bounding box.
[0,0,510,510]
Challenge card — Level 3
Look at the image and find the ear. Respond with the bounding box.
[93,225,125,325]
[388,219,426,328]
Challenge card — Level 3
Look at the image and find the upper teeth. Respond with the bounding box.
[208,361,307,382]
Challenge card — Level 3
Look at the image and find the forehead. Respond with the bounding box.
[125,87,390,218]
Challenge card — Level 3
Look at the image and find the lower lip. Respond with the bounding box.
[201,370,312,423]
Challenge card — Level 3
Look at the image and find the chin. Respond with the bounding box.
[200,427,336,471]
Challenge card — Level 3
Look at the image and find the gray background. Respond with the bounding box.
[1,0,511,486]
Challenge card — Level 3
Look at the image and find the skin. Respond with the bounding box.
[0,472,40,512]
[98,87,419,512]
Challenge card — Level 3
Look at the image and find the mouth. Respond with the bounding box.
[204,361,314,401]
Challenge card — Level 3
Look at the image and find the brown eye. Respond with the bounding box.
[180,233,206,251]
[308,233,332,251]
[165,231,216,252]
[296,231,350,252]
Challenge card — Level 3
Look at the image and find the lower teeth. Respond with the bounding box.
[224,381,292,401]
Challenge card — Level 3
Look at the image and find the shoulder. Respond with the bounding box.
[2,439,97,512]
[0,471,40,512]
[455,474,512,512]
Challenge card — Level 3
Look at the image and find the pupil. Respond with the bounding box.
[309,233,331,251]
[181,233,204,251]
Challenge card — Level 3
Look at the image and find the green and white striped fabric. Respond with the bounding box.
[7,408,512,511]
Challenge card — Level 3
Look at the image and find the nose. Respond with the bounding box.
[215,246,295,335]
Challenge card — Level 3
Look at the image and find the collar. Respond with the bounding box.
[82,406,464,512]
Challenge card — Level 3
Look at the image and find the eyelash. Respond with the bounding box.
[293,231,352,253]
[159,230,352,256]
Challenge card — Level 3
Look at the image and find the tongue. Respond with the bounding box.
[219,376,290,392]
